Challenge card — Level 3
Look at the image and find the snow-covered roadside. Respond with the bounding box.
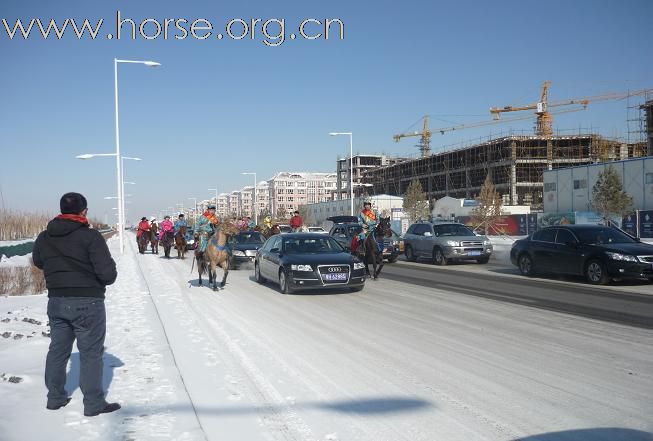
[0,239,35,247]
[0,253,32,268]
[0,236,204,441]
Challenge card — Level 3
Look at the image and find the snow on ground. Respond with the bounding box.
[0,239,35,247]
[0,253,32,268]
[1,233,652,441]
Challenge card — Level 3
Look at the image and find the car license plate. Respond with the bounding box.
[468,251,481,256]
[324,273,347,281]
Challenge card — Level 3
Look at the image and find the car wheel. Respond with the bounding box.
[476,256,490,264]
[432,247,448,266]
[405,245,416,262]
[279,269,294,294]
[585,259,609,285]
[387,256,398,263]
[518,253,535,276]
[255,262,266,284]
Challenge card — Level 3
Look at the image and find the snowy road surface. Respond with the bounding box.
[1,234,652,441]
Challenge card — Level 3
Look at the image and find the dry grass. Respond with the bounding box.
[0,263,45,296]
[0,208,50,241]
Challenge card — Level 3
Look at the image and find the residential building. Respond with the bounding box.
[336,154,406,199]
[268,172,337,218]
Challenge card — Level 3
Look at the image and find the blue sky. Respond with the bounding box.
[1,0,651,223]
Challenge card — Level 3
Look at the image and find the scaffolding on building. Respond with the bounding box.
[364,128,645,210]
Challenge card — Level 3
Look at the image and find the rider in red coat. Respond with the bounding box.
[136,217,150,238]
[289,211,302,231]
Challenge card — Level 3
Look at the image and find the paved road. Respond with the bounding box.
[380,261,653,329]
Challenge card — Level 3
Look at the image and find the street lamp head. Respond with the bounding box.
[76,154,94,160]
[143,61,161,67]
[122,156,143,161]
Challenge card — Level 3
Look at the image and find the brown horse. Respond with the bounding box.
[354,217,392,279]
[174,226,187,259]
[137,230,150,254]
[260,224,281,239]
[197,221,239,290]
[150,223,159,254]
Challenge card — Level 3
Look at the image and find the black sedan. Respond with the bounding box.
[510,225,653,285]
[254,233,366,293]
[229,231,266,268]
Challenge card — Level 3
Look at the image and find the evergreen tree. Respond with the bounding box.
[591,165,633,223]
[470,173,503,234]
[403,179,430,222]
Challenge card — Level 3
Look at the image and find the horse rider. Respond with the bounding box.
[246,216,256,230]
[195,205,219,256]
[137,216,150,243]
[159,215,174,239]
[263,216,272,230]
[352,200,380,252]
[174,213,187,233]
[290,210,302,232]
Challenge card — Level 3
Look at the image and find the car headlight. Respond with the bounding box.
[483,240,492,246]
[233,250,245,256]
[445,240,460,247]
[291,264,313,271]
[605,252,638,262]
[353,262,365,270]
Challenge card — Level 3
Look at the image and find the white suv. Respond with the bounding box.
[403,222,492,265]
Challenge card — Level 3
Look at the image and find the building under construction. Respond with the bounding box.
[364,131,646,210]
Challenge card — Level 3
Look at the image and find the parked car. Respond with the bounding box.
[403,222,492,264]
[229,231,266,268]
[254,233,366,294]
[329,223,402,262]
[278,225,292,234]
[308,226,328,234]
[510,225,653,285]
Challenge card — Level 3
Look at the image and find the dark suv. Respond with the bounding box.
[403,222,492,265]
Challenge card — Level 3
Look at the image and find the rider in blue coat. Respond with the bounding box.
[174,214,187,232]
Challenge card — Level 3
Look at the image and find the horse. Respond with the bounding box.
[150,223,159,254]
[137,230,150,254]
[174,226,187,259]
[160,229,175,258]
[197,221,239,290]
[353,216,392,280]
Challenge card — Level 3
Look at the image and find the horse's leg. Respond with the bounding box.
[375,251,384,278]
[211,259,219,291]
[197,255,203,286]
[219,257,229,288]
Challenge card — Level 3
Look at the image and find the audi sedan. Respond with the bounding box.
[510,225,653,284]
[254,233,366,294]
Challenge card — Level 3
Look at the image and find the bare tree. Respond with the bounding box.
[591,165,633,224]
[403,179,430,222]
[470,173,503,234]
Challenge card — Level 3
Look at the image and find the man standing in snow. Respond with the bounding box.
[32,192,121,417]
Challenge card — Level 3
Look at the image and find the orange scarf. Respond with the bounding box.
[362,209,376,221]
[203,211,219,224]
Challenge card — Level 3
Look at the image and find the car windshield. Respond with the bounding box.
[283,237,344,254]
[233,232,265,244]
[309,227,324,232]
[575,228,637,245]
[437,225,476,237]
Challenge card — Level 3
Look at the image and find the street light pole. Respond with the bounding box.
[114,58,160,253]
[329,132,354,216]
[188,197,197,223]
[242,172,257,225]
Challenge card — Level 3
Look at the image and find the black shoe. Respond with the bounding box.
[84,402,121,417]
[46,397,71,410]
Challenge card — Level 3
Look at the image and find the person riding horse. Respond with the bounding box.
[352,200,381,254]
[136,216,151,253]
[195,205,219,256]
[174,213,187,233]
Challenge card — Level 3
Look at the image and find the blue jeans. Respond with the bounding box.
[45,297,108,413]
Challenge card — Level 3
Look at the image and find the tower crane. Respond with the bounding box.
[393,82,652,156]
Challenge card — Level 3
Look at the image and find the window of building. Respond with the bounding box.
[573,179,587,190]
[544,182,557,192]
[646,173,653,184]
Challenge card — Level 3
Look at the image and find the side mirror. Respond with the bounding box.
[338,234,346,238]
[424,232,432,237]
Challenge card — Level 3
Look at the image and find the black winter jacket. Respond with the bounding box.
[32,218,117,298]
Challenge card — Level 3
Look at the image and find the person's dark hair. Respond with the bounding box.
[60,192,88,214]
[294,211,299,214]
[178,214,184,218]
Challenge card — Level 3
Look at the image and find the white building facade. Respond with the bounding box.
[543,157,653,213]
[267,172,337,218]
[305,194,404,226]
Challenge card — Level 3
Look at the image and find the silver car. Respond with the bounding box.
[403,222,492,265]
